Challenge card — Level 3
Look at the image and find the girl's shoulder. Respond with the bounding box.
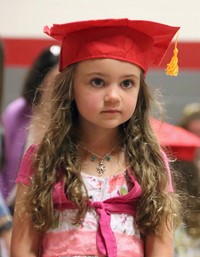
[15,144,38,186]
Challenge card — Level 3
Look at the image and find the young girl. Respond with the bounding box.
[11,18,181,257]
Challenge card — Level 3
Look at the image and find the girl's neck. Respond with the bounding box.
[79,127,121,155]
[77,126,125,177]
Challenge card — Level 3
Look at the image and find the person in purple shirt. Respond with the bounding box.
[0,45,60,206]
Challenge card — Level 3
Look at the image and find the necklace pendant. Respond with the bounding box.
[105,155,111,161]
[97,159,106,176]
[90,155,96,162]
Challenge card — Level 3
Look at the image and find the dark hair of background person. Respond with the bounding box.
[21,45,60,106]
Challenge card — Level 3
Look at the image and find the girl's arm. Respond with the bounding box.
[145,223,173,257]
[11,184,41,257]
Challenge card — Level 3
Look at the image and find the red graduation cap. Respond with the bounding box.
[151,118,200,161]
[44,18,180,76]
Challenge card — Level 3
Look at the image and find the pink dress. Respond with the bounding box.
[16,145,172,257]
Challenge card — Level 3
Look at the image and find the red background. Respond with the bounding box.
[2,38,200,70]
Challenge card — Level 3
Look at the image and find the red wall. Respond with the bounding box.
[2,38,200,70]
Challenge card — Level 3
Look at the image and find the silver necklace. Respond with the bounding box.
[87,146,117,176]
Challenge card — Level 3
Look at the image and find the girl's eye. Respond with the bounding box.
[91,78,105,87]
[121,79,134,88]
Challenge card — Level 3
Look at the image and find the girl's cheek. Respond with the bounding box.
[87,94,101,105]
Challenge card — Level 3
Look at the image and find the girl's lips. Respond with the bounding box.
[102,110,121,113]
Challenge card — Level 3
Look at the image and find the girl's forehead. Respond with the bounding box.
[75,58,141,77]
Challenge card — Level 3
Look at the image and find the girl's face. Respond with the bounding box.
[73,58,141,131]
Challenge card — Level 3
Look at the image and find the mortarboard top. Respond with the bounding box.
[44,18,180,76]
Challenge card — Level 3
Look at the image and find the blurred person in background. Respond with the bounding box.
[0,193,12,257]
[0,39,12,257]
[0,45,60,212]
[179,102,200,170]
[179,103,200,138]
[174,102,200,257]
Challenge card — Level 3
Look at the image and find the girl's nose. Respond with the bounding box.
[104,86,120,104]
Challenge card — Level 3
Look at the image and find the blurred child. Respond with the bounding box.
[179,102,200,138]
[0,38,12,257]
[0,45,60,206]
[0,192,12,256]
[174,103,200,257]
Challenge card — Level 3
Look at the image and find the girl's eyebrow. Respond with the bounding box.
[86,72,139,80]
[120,74,140,80]
[85,72,108,77]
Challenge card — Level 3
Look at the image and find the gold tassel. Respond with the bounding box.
[165,33,179,76]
